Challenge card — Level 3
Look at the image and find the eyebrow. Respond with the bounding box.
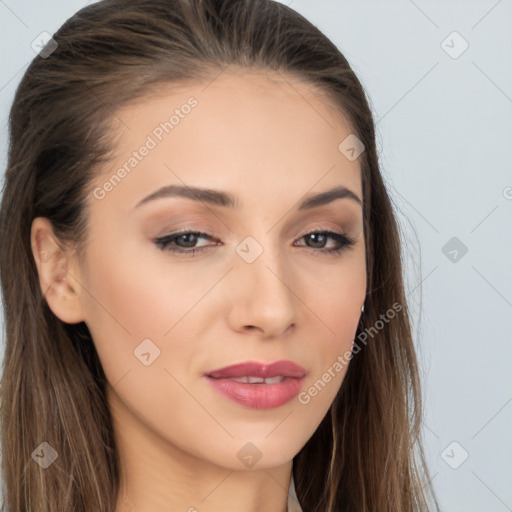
[134,184,362,210]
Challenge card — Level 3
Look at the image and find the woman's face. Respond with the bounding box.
[41,69,366,475]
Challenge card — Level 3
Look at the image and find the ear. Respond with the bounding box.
[30,217,86,324]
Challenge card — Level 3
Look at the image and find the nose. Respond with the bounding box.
[227,243,297,340]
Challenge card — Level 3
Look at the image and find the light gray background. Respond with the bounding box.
[1,1,511,511]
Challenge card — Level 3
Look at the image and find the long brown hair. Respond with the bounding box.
[0,1,439,510]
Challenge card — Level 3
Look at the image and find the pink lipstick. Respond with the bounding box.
[204,360,307,410]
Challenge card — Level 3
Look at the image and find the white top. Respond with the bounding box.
[287,473,303,512]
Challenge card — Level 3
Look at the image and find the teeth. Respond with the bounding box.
[228,376,286,384]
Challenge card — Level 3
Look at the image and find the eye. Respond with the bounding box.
[153,228,356,256]
[294,228,356,255]
[154,228,218,256]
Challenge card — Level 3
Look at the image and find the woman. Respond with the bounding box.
[0,0,440,511]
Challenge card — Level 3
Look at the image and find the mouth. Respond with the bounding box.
[210,375,289,384]
[204,360,307,410]
[205,359,307,379]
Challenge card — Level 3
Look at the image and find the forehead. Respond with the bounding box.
[112,66,355,152]
[90,68,362,214]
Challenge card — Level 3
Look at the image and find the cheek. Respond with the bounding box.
[298,253,366,403]
[80,239,227,405]
[307,251,366,342]
[79,239,187,382]
[80,248,208,448]
[82,232,205,337]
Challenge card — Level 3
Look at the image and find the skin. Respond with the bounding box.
[31,67,366,512]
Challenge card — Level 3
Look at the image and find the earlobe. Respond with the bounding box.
[30,217,86,324]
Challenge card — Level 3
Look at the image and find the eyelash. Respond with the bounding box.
[154,227,356,257]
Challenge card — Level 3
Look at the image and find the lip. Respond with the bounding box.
[204,360,307,410]
[205,360,307,379]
